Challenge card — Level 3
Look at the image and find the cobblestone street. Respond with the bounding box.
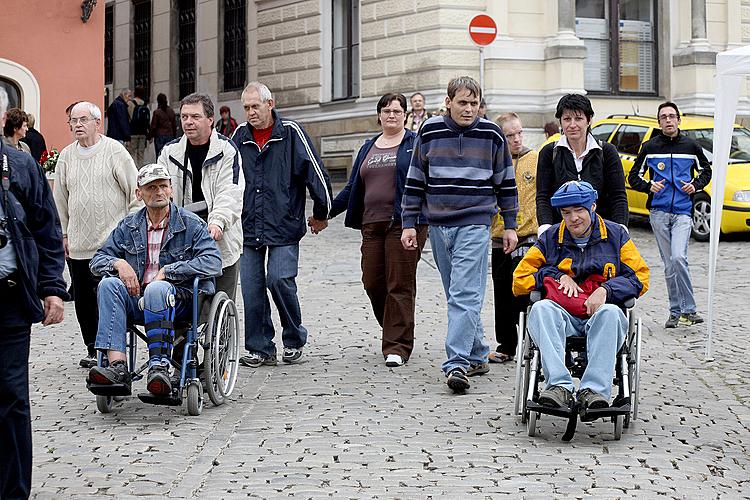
[28,209,750,498]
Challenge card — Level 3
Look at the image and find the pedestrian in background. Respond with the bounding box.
[488,112,538,364]
[233,81,332,368]
[327,93,428,368]
[107,88,131,146]
[0,86,67,500]
[405,92,428,132]
[536,94,628,236]
[628,101,711,328]
[401,76,519,393]
[128,86,150,168]
[543,121,560,139]
[2,108,32,156]
[215,105,238,137]
[150,93,177,158]
[54,101,141,369]
[20,112,46,163]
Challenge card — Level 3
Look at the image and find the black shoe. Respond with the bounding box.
[538,385,574,408]
[679,312,704,326]
[88,360,130,387]
[147,365,172,396]
[578,388,609,410]
[446,368,470,393]
[466,362,490,377]
[79,353,97,369]
[664,315,680,328]
[282,347,303,364]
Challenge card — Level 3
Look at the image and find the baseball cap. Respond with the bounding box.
[137,164,171,187]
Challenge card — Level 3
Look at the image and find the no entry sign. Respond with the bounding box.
[469,14,497,46]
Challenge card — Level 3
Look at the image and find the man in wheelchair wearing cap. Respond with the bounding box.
[86,164,222,396]
[512,181,649,411]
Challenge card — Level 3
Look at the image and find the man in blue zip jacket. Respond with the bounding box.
[0,87,68,500]
[628,102,711,329]
[232,82,332,368]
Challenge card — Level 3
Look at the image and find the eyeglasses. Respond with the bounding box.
[68,117,94,125]
[380,109,404,116]
[658,114,679,121]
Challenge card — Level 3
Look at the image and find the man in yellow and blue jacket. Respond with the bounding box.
[513,181,649,410]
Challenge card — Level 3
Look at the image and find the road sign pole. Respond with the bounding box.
[468,14,496,93]
[479,46,485,92]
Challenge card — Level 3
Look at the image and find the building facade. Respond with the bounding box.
[106,0,750,178]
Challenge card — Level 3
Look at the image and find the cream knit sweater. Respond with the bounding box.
[54,135,142,260]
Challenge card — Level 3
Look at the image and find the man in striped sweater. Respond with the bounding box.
[401,76,519,393]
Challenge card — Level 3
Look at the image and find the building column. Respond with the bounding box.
[689,0,710,49]
[672,0,717,115]
[112,0,133,94]
[544,0,586,104]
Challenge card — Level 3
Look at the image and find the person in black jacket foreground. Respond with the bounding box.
[0,87,68,500]
[536,94,629,236]
[628,102,711,328]
[233,82,332,368]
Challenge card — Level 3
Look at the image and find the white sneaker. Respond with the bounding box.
[385,354,404,367]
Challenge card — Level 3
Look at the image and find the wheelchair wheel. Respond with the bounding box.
[513,312,526,416]
[186,381,203,416]
[527,409,537,437]
[630,318,642,421]
[96,395,113,414]
[204,292,240,406]
[613,414,623,440]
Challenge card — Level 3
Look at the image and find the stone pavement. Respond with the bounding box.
[29,211,750,498]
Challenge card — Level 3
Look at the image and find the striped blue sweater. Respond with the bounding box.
[401,115,519,229]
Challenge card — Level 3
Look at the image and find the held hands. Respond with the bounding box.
[584,286,608,316]
[401,228,418,251]
[307,217,328,235]
[115,259,141,296]
[680,180,696,194]
[503,229,518,254]
[208,224,224,241]
[42,296,64,326]
[557,275,583,298]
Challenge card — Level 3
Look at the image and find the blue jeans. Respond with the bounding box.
[649,210,697,316]
[429,225,491,374]
[94,277,190,365]
[528,300,626,400]
[240,244,307,357]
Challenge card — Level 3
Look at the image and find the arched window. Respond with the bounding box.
[0,77,22,109]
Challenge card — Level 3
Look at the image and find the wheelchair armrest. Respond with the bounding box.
[530,290,542,304]
[623,297,636,309]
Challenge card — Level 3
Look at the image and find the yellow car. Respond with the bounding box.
[546,114,750,240]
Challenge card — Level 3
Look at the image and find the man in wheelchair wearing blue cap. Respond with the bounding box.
[512,181,649,411]
[86,164,222,396]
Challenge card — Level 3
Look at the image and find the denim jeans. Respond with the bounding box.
[429,224,491,374]
[528,300,626,400]
[649,210,697,316]
[240,244,307,358]
[94,277,190,365]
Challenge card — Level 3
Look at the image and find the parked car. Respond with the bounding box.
[544,114,750,240]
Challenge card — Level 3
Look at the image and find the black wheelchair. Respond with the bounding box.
[87,277,240,416]
[513,291,643,441]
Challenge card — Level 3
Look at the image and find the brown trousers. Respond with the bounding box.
[360,222,427,360]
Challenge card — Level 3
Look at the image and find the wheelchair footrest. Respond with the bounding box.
[137,393,182,406]
[87,383,132,397]
[579,403,631,422]
[527,400,576,418]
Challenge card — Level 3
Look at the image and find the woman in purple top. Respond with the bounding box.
[326,93,428,367]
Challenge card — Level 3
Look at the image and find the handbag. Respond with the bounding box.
[542,274,606,318]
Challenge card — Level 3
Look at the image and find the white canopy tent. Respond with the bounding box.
[706,45,750,359]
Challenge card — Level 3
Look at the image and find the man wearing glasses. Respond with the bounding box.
[628,102,712,329]
[53,102,141,368]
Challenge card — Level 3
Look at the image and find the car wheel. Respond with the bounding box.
[691,193,711,241]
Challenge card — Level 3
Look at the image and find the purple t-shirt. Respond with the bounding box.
[360,144,398,224]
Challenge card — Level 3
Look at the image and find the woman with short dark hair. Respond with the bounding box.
[215,105,238,137]
[149,93,177,158]
[326,93,428,367]
[2,107,32,156]
[536,94,628,235]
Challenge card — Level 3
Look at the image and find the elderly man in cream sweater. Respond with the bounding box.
[54,101,142,369]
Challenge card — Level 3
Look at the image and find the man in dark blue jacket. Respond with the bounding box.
[107,88,132,145]
[628,102,712,329]
[0,88,68,499]
[232,82,332,368]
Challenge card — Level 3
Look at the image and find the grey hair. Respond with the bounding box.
[120,88,132,96]
[447,76,482,101]
[0,86,8,116]
[180,92,215,118]
[26,112,36,128]
[71,101,102,120]
[242,82,273,102]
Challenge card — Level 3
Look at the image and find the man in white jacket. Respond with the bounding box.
[157,93,244,299]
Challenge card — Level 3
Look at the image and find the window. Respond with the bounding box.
[178,0,196,99]
[133,0,151,98]
[575,0,656,94]
[591,123,617,142]
[332,0,359,100]
[105,5,114,85]
[610,125,648,156]
[0,78,21,109]
[223,0,246,92]
[682,128,750,162]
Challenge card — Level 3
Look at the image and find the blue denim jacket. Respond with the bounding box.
[90,203,222,295]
